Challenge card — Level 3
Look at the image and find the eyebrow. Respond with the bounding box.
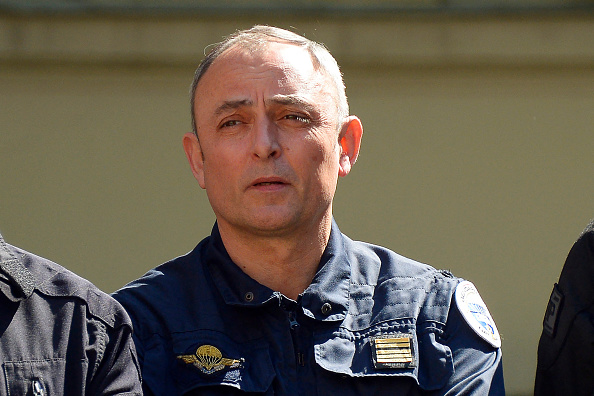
[213,95,317,117]
[266,94,317,114]
[214,99,253,117]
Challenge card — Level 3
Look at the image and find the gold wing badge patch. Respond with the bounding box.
[177,345,244,375]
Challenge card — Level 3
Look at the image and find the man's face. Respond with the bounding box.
[186,42,345,237]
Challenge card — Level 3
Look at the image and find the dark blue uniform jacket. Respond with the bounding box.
[114,221,504,395]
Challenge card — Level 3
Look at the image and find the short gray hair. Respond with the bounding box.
[189,25,349,135]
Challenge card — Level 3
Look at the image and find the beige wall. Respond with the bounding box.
[1,13,594,395]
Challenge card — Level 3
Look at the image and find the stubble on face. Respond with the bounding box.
[191,42,343,239]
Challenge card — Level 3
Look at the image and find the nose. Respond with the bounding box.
[252,118,280,160]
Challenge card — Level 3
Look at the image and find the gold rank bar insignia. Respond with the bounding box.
[371,335,415,369]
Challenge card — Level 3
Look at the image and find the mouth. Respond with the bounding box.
[254,181,285,186]
[250,177,289,189]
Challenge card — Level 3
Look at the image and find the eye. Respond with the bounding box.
[220,119,242,128]
[283,114,311,124]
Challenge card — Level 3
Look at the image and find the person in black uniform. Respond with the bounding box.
[535,219,594,395]
[0,231,142,395]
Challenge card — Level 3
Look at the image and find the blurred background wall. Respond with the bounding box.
[1,1,593,394]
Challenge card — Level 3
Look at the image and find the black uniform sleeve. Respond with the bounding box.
[86,316,143,395]
[535,220,594,395]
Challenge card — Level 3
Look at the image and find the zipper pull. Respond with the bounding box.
[32,380,46,396]
[297,352,305,366]
[288,311,299,329]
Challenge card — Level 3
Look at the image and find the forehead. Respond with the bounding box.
[194,42,330,105]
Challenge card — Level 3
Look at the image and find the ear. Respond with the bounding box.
[182,132,206,189]
[338,116,363,177]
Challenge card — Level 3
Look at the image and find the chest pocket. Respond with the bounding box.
[313,321,453,394]
[143,330,275,395]
[3,358,67,395]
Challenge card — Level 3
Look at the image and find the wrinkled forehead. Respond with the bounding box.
[196,41,331,99]
[191,39,343,130]
[214,41,320,80]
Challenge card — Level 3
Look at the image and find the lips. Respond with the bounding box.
[255,181,284,186]
[250,177,289,189]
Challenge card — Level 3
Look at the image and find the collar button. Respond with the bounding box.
[321,302,332,315]
[244,292,254,302]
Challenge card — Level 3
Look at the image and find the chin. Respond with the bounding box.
[250,220,295,235]
[243,213,301,236]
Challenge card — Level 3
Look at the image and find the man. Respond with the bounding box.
[0,231,141,395]
[535,219,594,395]
[113,25,504,395]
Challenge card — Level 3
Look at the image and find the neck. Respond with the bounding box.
[217,215,332,300]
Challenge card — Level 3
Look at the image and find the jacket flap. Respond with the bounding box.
[313,321,453,391]
[144,330,275,395]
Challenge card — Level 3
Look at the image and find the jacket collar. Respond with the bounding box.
[0,233,35,301]
[205,219,351,322]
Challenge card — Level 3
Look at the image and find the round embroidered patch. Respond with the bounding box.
[455,281,501,348]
